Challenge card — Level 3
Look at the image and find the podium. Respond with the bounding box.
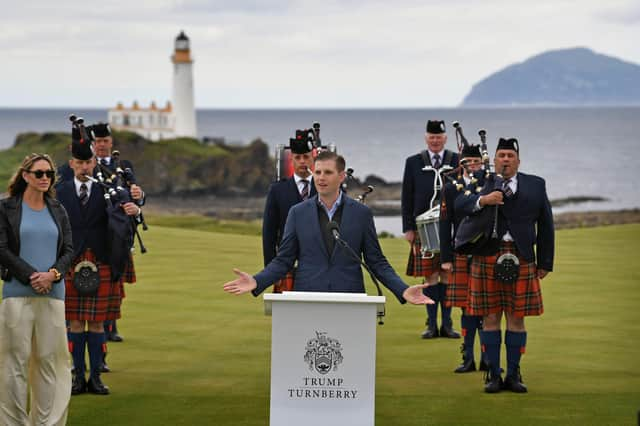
[264,291,386,426]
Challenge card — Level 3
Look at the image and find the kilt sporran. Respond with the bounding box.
[494,252,520,284]
[72,260,100,296]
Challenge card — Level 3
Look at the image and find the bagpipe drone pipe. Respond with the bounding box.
[69,115,147,282]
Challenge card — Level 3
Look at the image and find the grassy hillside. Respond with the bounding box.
[66,224,640,425]
[0,131,272,195]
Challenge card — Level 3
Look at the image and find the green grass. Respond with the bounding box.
[67,224,640,425]
[145,214,262,236]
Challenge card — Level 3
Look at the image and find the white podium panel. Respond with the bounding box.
[264,292,385,426]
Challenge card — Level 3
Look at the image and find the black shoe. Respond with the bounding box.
[479,359,490,371]
[484,370,503,393]
[87,375,110,395]
[71,373,86,395]
[504,372,528,393]
[439,325,461,339]
[455,357,477,373]
[421,326,439,339]
[108,332,123,342]
[100,353,110,373]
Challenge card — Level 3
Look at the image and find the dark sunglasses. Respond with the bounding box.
[26,170,55,179]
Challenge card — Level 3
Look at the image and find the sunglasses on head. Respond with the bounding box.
[27,170,55,179]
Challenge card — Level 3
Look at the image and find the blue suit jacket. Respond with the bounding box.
[253,195,409,303]
[56,180,110,262]
[455,172,554,271]
[262,177,316,266]
[401,149,459,233]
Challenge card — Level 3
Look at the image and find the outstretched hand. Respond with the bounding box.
[402,283,435,305]
[223,269,257,295]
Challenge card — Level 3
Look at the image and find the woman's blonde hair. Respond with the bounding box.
[8,153,57,198]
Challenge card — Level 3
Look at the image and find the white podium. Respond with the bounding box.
[264,291,386,426]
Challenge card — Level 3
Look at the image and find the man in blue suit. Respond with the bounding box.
[455,137,554,393]
[262,130,317,292]
[224,151,432,305]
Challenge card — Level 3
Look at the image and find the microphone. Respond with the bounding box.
[327,220,340,241]
[326,221,385,325]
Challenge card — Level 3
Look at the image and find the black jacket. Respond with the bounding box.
[455,172,555,271]
[0,194,74,285]
[262,177,317,266]
[439,180,469,264]
[56,179,111,262]
[401,149,459,233]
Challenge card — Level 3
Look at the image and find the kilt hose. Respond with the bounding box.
[406,240,442,278]
[445,254,471,308]
[467,242,543,317]
[64,249,123,322]
[272,271,295,293]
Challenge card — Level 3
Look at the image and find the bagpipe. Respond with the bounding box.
[452,122,507,256]
[69,115,147,283]
[275,122,337,181]
[342,167,374,203]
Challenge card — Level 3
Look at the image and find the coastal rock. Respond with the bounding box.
[2,131,274,197]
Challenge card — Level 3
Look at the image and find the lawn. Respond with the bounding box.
[67,223,640,425]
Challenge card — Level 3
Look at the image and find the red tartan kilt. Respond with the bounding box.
[272,271,295,293]
[64,250,123,322]
[406,241,441,277]
[120,254,137,300]
[445,254,471,308]
[123,253,137,284]
[467,242,543,317]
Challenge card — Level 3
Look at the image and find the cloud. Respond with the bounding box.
[595,1,640,25]
[1,0,639,107]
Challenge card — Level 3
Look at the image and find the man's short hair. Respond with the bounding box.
[315,151,346,172]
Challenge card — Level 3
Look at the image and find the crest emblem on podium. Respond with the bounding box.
[304,331,343,375]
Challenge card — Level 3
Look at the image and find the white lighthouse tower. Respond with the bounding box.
[171,31,197,138]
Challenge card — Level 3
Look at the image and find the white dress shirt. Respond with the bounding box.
[428,149,445,166]
[73,177,93,198]
[293,173,313,196]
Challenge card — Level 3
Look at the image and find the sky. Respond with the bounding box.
[1,0,639,108]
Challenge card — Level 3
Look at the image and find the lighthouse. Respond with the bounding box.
[171,31,197,138]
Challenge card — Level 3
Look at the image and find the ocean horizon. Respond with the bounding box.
[1,106,638,232]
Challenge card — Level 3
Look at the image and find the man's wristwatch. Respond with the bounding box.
[49,268,62,282]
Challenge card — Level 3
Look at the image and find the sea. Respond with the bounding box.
[1,107,638,235]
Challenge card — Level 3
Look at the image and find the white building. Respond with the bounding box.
[108,31,197,141]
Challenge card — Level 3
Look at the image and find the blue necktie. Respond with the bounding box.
[432,154,441,169]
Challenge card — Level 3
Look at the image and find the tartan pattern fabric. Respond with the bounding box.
[406,240,441,277]
[300,180,310,200]
[64,249,123,321]
[123,253,137,284]
[445,254,471,308]
[467,242,543,317]
[79,183,88,206]
[119,253,137,300]
[272,270,295,293]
